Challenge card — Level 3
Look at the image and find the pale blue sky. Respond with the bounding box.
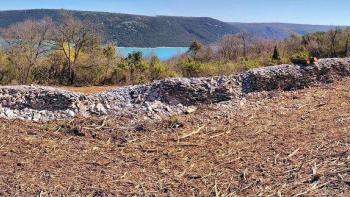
[1,0,349,25]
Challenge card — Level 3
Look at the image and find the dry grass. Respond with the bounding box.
[2,78,350,196]
[57,86,117,94]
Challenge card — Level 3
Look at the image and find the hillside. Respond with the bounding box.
[0,9,341,47]
[0,9,239,47]
[229,22,340,39]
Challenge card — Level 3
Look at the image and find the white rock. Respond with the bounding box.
[185,106,197,114]
[4,109,14,118]
[147,101,162,112]
[95,103,107,115]
[32,113,42,121]
[67,110,75,117]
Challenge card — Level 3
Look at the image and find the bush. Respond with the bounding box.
[0,51,16,84]
[197,62,220,76]
[179,59,202,77]
[110,62,128,85]
[73,51,106,85]
[291,51,310,65]
[149,56,169,80]
[178,60,217,77]
[0,63,17,85]
[216,62,242,74]
[241,59,260,70]
[32,64,51,84]
[74,64,105,86]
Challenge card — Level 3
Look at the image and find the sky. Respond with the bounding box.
[0,0,350,25]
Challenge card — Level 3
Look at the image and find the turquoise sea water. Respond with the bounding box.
[0,38,189,61]
[117,47,189,61]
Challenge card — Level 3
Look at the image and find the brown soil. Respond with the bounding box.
[1,78,350,196]
[57,86,118,94]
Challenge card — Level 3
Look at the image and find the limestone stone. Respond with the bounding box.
[0,58,349,121]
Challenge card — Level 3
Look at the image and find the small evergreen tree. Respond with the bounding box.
[188,40,203,57]
[149,56,168,81]
[126,51,146,84]
[102,43,117,84]
[272,45,281,61]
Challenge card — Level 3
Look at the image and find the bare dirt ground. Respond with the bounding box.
[1,78,350,196]
[58,86,118,94]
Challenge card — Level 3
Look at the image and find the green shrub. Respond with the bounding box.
[149,56,169,80]
[291,51,310,65]
[73,64,104,86]
[196,62,220,76]
[272,45,281,61]
[178,60,216,77]
[241,59,260,70]
[0,51,16,84]
[188,40,203,57]
[179,59,202,77]
[110,63,128,84]
[0,63,16,84]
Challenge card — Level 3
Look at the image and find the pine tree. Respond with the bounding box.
[188,40,203,57]
[272,45,281,61]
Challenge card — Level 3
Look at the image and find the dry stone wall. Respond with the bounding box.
[241,58,350,93]
[0,58,349,121]
[0,86,107,121]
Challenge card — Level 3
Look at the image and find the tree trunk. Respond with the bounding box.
[103,62,110,85]
[24,63,34,84]
[344,37,349,57]
[68,62,74,85]
[69,69,75,85]
[130,67,135,85]
[243,41,247,58]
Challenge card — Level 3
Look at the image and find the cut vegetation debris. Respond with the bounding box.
[2,77,350,195]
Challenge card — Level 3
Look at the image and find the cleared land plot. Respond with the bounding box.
[1,78,350,196]
[57,86,117,94]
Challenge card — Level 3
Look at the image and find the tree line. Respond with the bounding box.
[0,14,349,86]
[172,28,350,77]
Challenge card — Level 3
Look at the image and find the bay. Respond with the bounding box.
[0,38,189,61]
[117,47,189,61]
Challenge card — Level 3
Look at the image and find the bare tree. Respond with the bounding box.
[247,38,275,59]
[328,28,340,57]
[280,34,302,57]
[52,14,96,85]
[1,18,53,83]
[238,32,251,59]
[217,35,241,60]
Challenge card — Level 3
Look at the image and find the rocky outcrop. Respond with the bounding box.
[0,58,349,121]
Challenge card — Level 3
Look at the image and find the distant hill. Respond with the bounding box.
[229,22,341,39]
[0,9,343,47]
[0,9,240,47]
